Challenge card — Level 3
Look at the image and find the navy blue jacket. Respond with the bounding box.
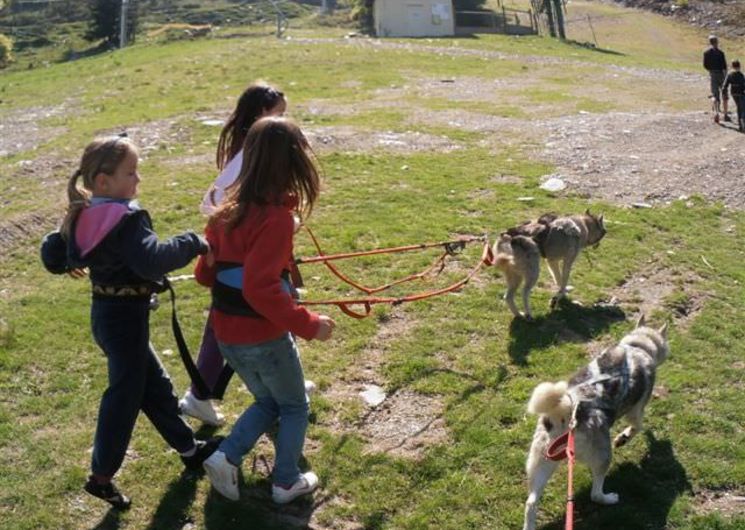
[41,199,207,288]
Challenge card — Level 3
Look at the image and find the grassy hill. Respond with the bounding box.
[0,0,332,70]
[1,2,744,529]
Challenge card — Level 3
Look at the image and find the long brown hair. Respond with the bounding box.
[60,136,137,239]
[212,117,320,231]
[216,83,286,170]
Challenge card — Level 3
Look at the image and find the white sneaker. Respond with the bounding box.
[203,450,239,501]
[271,471,319,504]
[304,380,316,396]
[179,390,225,427]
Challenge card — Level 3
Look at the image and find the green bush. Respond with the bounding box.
[0,33,13,68]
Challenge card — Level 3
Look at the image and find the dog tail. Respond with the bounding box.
[492,234,515,269]
[527,381,572,420]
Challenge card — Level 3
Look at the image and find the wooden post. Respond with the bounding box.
[587,14,598,46]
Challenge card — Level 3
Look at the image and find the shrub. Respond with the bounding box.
[0,33,13,68]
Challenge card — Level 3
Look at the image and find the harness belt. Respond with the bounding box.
[92,283,154,297]
[210,262,290,318]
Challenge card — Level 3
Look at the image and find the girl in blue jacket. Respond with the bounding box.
[42,136,218,509]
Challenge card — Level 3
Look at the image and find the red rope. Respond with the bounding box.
[298,225,483,295]
[296,227,494,317]
[566,427,576,530]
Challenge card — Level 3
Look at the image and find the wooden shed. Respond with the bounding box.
[373,0,455,38]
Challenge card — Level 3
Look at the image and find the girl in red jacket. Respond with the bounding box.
[195,117,334,504]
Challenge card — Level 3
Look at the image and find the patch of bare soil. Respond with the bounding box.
[609,261,706,326]
[0,211,59,255]
[693,488,745,517]
[104,116,193,157]
[319,309,450,460]
[305,125,462,154]
[360,390,449,458]
[0,104,70,157]
[536,111,745,208]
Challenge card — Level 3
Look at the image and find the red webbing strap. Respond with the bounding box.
[336,302,372,319]
[299,225,485,264]
[299,225,488,295]
[545,431,570,462]
[566,427,576,530]
[299,241,493,317]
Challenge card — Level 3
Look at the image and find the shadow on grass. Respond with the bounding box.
[89,508,122,530]
[203,473,319,530]
[540,432,691,530]
[60,42,113,64]
[508,298,626,365]
[566,39,627,57]
[144,470,200,530]
[201,435,319,529]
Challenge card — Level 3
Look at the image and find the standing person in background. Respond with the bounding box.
[196,117,334,504]
[180,83,315,427]
[723,60,745,133]
[704,35,730,124]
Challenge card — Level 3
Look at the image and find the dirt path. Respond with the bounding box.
[535,110,745,208]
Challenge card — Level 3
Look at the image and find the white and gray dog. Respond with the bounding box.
[522,316,669,530]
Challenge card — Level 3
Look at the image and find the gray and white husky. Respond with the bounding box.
[522,316,669,530]
[493,210,606,320]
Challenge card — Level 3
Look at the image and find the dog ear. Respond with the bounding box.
[635,314,646,328]
[659,321,669,338]
[599,213,605,227]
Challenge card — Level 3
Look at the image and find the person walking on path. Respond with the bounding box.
[704,35,730,124]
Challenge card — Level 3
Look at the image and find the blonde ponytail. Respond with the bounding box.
[61,169,90,239]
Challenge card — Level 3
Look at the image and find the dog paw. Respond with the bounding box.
[614,433,629,448]
[592,492,619,505]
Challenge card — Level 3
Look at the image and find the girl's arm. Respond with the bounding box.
[195,225,218,287]
[243,211,320,340]
[118,211,209,281]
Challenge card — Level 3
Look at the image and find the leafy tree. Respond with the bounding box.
[0,33,12,68]
[86,0,138,47]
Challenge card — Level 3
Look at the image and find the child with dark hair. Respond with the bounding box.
[723,60,745,132]
[197,117,334,504]
[180,83,315,427]
[41,136,220,509]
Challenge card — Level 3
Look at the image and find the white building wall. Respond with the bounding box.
[374,0,455,38]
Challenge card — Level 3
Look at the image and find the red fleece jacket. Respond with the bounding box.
[194,198,320,345]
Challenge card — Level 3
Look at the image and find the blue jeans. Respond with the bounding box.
[91,297,195,478]
[218,333,309,486]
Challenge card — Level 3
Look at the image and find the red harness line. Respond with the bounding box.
[295,226,494,318]
[565,427,576,530]
[546,417,578,530]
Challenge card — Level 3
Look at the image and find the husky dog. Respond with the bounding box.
[522,316,669,530]
[493,210,606,319]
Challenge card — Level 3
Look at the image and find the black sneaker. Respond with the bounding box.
[181,436,224,471]
[84,476,131,510]
[724,114,733,122]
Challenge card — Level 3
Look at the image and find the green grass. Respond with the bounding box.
[1,7,745,530]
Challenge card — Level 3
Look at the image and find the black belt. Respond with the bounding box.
[211,262,290,318]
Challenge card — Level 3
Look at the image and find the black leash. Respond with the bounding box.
[163,278,212,399]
